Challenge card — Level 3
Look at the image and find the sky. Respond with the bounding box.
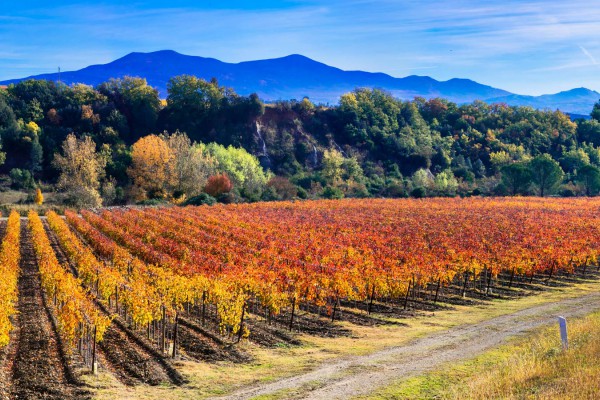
[1,0,600,95]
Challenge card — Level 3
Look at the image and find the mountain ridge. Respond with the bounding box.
[1,50,598,114]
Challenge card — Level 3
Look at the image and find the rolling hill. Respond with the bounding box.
[1,50,598,114]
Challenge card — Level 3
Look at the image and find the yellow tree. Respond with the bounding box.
[34,188,44,205]
[53,134,106,207]
[128,135,174,201]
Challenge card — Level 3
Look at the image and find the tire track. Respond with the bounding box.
[215,291,600,400]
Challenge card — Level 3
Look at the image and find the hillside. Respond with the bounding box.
[0,50,580,115]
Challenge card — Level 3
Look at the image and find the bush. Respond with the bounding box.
[63,186,103,208]
[204,174,233,198]
[296,187,308,199]
[217,192,237,204]
[560,188,576,197]
[411,186,426,198]
[137,198,169,206]
[9,169,35,190]
[267,176,298,200]
[322,186,344,199]
[184,193,217,206]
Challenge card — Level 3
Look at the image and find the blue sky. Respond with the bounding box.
[2,0,600,95]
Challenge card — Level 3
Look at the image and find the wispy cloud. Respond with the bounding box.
[1,1,600,95]
[579,45,598,65]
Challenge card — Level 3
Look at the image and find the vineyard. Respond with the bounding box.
[0,197,599,398]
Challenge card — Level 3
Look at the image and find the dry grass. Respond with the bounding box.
[449,312,600,400]
[0,190,66,216]
[363,310,600,400]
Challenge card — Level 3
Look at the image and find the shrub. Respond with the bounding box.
[204,174,233,198]
[411,187,426,198]
[322,185,344,199]
[184,193,217,206]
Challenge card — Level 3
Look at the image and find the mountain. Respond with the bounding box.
[0,50,597,114]
[487,88,600,116]
[0,50,510,104]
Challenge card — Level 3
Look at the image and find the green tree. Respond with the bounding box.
[98,77,160,142]
[433,170,459,196]
[560,148,590,174]
[163,131,216,198]
[501,163,532,196]
[30,133,43,176]
[321,149,345,185]
[592,100,600,122]
[202,142,269,200]
[577,164,600,196]
[528,154,564,197]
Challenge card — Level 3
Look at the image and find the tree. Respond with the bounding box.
[128,135,174,201]
[97,77,160,142]
[202,143,269,200]
[163,75,225,140]
[266,176,298,200]
[34,188,43,205]
[321,149,345,185]
[30,134,43,176]
[560,148,590,174]
[204,174,233,198]
[163,132,215,198]
[501,163,532,196]
[411,168,434,194]
[577,164,600,196]
[53,134,106,207]
[592,100,600,122]
[528,154,564,197]
[433,170,459,196]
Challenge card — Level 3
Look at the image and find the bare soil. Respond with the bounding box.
[5,223,89,399]
[43,221,185,387]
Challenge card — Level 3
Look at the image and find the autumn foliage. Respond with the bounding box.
[34,188,43,205]
[0,211,20,347]
[62,197,600,341]
[28,211,111,347]
[203,174,233,198]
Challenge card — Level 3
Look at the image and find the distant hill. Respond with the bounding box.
[0,50,598,114]
[487,88,600,116]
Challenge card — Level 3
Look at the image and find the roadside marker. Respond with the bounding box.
[558,316,568,350]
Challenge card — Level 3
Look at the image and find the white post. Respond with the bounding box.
[558,316,568,350]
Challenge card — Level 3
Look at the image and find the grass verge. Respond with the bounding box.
[360,310,600,400]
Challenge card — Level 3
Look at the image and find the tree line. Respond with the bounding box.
[1,76,600,207]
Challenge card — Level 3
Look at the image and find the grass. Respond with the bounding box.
[84,277,600,399]
[0,189,66,216]
[359,311,600,400]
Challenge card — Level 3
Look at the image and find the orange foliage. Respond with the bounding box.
[204,173,233,198]
[66,197,600,339]
[0,211,20,347]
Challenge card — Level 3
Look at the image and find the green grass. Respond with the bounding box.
[360,311,600,400]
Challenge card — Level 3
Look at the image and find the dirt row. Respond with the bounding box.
[0,223,88,399]
[2,215,597,398]
[42,221,184,387]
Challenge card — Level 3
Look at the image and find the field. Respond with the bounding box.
[0,197,599,399]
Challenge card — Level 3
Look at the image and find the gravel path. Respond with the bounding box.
[215,291,600,400]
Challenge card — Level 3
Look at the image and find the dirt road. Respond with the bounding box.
[215,291,600,400]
